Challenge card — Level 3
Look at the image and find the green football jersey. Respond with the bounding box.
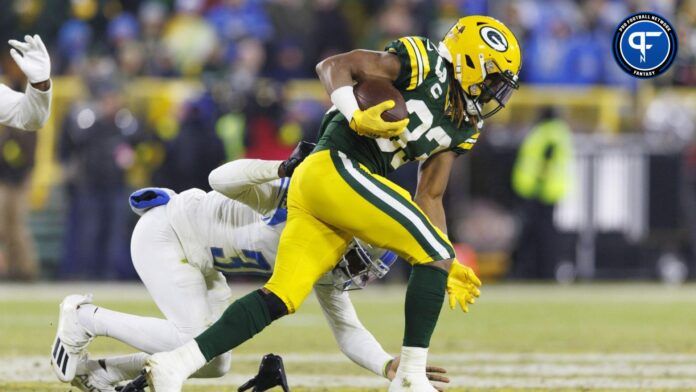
[315,36,480,176]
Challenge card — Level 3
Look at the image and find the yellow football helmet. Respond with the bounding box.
[439,15,521,119]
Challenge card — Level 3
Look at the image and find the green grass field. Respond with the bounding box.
[1,283,696,391]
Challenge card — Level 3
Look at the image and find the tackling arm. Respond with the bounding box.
[208,159,285,216]
[313,283,393,378]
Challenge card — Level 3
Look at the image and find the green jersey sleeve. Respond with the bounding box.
[385,36,433,92]
[449,131,481,155]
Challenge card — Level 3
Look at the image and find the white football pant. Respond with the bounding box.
[77,205,232,378]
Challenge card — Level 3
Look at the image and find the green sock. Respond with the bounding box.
[195,291,272,361]
[403,264,448,348]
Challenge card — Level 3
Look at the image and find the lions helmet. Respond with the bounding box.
[439,15,521,119]
[332,239,397,291]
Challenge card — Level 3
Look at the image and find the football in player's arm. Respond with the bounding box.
[0,35,51,130]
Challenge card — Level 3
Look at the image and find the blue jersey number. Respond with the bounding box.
[211,247,272,275]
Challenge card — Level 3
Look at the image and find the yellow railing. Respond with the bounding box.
[489,85,634,134]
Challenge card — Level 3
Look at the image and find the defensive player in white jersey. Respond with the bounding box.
[50,145,448,391]
[1,35,52,130]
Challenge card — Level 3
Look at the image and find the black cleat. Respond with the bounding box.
[238,353,289,392]
[117,371,148,392]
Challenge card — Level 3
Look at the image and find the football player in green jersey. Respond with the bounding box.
[132,15,521,392]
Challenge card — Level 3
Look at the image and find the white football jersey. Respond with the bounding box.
[166,177,290,276]
[194,181,288,276]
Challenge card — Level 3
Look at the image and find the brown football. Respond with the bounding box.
[354,77,408,122]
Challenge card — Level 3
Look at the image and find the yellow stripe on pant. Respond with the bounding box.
[264,150,454,313]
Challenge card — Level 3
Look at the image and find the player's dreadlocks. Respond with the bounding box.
[444,62,473,129]
[445,64,467,127]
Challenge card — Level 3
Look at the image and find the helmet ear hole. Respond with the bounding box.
[465,55,475,69]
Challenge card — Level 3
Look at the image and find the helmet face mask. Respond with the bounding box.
[471,65,519,119]
[440,15,522,122]
[331,239,397,291]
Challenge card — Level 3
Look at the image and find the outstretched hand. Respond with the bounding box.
[386,356,450,391]
[447,261,481,313]
[8,34,50,86]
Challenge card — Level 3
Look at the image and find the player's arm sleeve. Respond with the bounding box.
[385,36,432,91]
[0,83,51,131]
[208,159,285,216]
[313,283,393,377]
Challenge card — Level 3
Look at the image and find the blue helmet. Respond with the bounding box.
[331,239,398,291]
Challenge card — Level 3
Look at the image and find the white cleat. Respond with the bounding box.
[388,372,438,392]
[71,356,117,392]
[51,294,94,382]
[143,352,188,392]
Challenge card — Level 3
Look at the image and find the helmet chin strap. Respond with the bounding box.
[463,92,480,116]
[462,93,484,129]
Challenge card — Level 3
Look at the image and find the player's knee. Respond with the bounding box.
[257,288,289,320]
[426,258,453,272]
[427,241,456,272]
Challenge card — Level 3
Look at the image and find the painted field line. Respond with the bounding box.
[5,354,696,389]
[182,375,696,389]
[429,352,696,363]
[450,363,696,377]
[445,376,696,389]
[237,352,696,363]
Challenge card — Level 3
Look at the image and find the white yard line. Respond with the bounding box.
[181,375,696,389]
[444,376,696,389]
[451,363,696,377]
[6,353,696,389]
[429,352,696,363]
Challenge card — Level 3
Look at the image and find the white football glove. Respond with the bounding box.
[8,34,50,84]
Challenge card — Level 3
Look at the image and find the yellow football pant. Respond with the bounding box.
[265,150,455,313]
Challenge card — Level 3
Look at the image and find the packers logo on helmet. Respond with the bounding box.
[439,15,521,120]
[480,26,508,52]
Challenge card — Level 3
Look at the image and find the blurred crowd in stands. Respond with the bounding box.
[0,0,694,280]
[2,0,694,84]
